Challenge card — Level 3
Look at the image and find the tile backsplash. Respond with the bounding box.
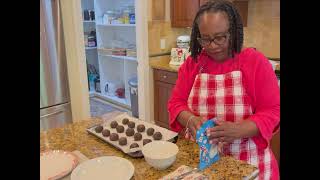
[244,0,280,58]
[148,0,280,59]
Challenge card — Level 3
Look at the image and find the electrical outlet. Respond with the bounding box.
[160,39,166,50]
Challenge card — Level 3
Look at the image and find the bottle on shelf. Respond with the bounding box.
[89,10,95,21]
[121,6,130,24]
[87,64,98,91]
[83,9,90,21]
[128,5,135,24]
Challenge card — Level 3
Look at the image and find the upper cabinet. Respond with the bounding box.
[170,0,200,27]
[171,0,248,28]
[232,0,248,27]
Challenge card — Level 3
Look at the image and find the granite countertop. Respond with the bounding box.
[40,112,257,179]
[149,55,179,73]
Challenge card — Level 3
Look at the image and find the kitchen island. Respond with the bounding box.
[40,111,258,179]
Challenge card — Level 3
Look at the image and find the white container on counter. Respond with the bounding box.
[177,35,190,48]
[142,141,179,170]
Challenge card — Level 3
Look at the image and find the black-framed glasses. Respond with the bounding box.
[197,33,229,46]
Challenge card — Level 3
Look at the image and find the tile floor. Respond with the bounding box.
[89,97,127,118]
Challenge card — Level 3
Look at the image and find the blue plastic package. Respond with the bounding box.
[196,118,220,170]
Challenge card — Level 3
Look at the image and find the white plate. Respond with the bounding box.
[40,150,78,180]
[71,156,134,180]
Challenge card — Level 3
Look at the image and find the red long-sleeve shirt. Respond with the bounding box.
[168,48,280,149]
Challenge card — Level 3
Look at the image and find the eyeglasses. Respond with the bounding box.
[197,33,229,46]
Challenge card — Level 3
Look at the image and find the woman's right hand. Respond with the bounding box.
[185,116,206,141]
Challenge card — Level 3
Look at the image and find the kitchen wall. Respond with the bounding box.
[148,0,280,59]
[244,0,280,58]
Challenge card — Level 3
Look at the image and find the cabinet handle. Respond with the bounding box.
[163,75,167,79]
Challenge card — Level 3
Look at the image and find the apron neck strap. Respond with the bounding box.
[198,53,241,74]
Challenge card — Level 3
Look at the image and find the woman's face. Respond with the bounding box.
[198,12,230,61]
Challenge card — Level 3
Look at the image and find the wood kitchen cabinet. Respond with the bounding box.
[171,0,248,27]
[271,130,280,167]
[154,69,178,129]
[170,0,200,27]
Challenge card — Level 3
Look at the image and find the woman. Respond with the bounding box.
[167,0,280,179]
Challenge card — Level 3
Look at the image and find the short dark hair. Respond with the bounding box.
[190,0,244,60]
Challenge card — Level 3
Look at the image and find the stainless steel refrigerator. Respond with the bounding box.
[40,0,72,131]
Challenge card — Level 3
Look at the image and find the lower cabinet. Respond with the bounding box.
[153,69,177,129]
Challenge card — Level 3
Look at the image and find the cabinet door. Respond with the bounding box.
[152,0,166,21]
[198,0,248,27]
[233,0,248,27]
[171,0,200,27]
[154,81,175,129]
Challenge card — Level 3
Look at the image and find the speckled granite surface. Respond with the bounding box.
[149,55,180,73]
[40,112,257,180]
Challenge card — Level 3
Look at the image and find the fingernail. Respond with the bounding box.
[206,132,210,137]
[209,140,213,144]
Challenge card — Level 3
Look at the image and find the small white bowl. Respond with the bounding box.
[141,141,179,170]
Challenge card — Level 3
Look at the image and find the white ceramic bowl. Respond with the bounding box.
[141,141,179,170]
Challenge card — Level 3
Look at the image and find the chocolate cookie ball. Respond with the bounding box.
[125,128,135,137]
[137,124,145,132]
[110,121,118,128]
[102,129,110,137]
[95,125,103,133]
[122,118,129,125]
[119,137,127,146]
[128,121,135,128]
[109,133,119,141]
[153,132,162,140]
[130,143,139,149]
[143,139,152,145]
[134,132,142,141]
[146,128,154,136]
[116,125,125,133]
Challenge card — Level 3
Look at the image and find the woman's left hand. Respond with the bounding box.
[206,120,244,144]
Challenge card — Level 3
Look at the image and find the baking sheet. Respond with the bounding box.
[87,113,178,157]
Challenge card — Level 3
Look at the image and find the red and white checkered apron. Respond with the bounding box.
[187,58,273,180]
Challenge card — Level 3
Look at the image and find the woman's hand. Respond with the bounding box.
[185,116,206,141]
[206,120,242,144]
[206,119,259,144]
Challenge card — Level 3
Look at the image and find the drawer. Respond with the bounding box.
[154,69,178,84]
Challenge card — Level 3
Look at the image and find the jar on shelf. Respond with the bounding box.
[86,30,96,47]
[113,9,123,24]
[104,10,115,25]
[122,8,130,24]
[88,35,96,47]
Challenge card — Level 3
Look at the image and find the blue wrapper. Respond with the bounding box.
[196,118,220,170]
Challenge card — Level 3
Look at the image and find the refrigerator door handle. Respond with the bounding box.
[40,110,64,119]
